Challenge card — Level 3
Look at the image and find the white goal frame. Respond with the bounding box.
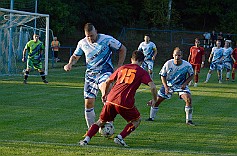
[0,8,50,75]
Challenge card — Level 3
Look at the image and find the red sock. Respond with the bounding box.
[194,74,198,83]
[232,72,235,80]
[120,123,136,139]
[87,124,99,138]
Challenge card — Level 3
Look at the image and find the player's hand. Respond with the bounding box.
[152,56,156,60]
[164,86,170,94]
[201,64,204,68]
[64,64,72,71]
[101,94,107,103]
[22,57,26,62]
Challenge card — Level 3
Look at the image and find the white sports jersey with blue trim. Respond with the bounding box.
[74,34,122,73]
[211,47,224,63]
[159,59,194,87]
[223,47,233,62]
[138,41,156,60]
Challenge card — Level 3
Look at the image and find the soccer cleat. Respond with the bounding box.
[23,80,27,84]
[193,83,198,87]
[114,136,128,147]
[232,79,235,82]
[204,81,208,83]
[79,140,88,146]
[43,80,48,84]
[218,80,222,84]
[145,118,154,121]
[186,121,195,126]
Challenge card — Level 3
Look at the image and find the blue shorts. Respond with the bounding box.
[223,61,232,70]
[158,85,191,99]
[84,71,112,99]
[142,60,154,71]
[209,62,223,71]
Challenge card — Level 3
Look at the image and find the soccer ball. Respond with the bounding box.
[99,122,115,138]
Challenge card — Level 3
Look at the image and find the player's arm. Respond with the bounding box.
[152,48,157,60]
[64,54,81,71]
[117,44,127,68]
[231,53,236,63]
[201,54,205,68]
[101,77,114,103]
[181,74,194,89]
[160,76,169,94]
[208,53,213,63]
[148,81,157,106]
[22,47,27,62]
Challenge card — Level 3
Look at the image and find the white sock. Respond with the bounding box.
[226,71,230,79]
[185,106,193,123]
[206,73,211,81]
[150,107,159,120]
[84,136,91,143]
[85,108,95,129]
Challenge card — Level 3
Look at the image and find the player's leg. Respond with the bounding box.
[225,62,231,81]
[194,65,200,87]
[204,63,214,83]
[232,65,236,82]
[114,107,141,147]
[147,60,154,79]
[147,85,169,121]
[217,63,223,83]
[180,92,194,125]
[23,59,33,84]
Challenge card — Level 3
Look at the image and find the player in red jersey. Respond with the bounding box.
[231,43,237,82]
[188,38,205,87]
[79,50,157,147]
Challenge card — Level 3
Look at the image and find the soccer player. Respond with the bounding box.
[146,47,195,126]
[138,34,157,78]
[51,37,61,62]
[79,50,157,147]
[222,40,233,81]
[64,23,126,130]
[231,43,237,82]
[188,38,205,87]
[22,34,48,84]
[204,40,224,83]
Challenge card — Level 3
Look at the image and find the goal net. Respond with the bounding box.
[0,8,49,76]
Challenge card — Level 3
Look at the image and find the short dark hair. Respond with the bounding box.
[132,50,145,62]
[84,23,95,32]
[144,34,150,37]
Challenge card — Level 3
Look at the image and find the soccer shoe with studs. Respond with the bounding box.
[145,118,154,121]
[23,80,27,84]
[114,136,128,147]
[79,140,88,146]
[186,120,195,126]
[43,80,48,84]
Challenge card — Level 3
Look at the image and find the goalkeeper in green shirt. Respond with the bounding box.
[22,34,48,84]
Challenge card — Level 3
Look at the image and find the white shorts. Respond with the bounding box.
[158,85,191,99]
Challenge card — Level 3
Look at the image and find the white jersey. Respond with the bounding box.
[74,34,122,73]
[211,47,224,63]
[138,41,157,60]
[223,47,233,62]
[159,59,194,88]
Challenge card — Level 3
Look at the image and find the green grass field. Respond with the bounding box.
[0,63,236,156]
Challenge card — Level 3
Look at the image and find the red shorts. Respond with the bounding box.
[191,64,201,73]
[233,62,237,69]
[100,102,140,123]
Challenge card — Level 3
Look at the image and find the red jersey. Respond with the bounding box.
[189,46,205,65]
[106,64,152,109]
[232,48,237,60]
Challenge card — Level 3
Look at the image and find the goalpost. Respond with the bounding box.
[0,7,49,76]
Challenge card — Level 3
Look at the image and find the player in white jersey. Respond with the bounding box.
[64,23,126,131]
[223,40,233,81]
[138,34,157,78]
[204,40,224,83]
[146,47,195,126]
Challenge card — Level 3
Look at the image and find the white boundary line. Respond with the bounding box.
[0,139,234,155]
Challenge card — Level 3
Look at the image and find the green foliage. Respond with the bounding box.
[0,65,236,155]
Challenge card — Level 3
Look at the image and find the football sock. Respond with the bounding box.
[39,72,46,80]
[194,74,198,83]
[218,70,223,80]
[120,123,135,139]
[86,124,99,138]
[232,72,235,80]
[185,106,193,123]
[85,108,95,129]
[150,107,159,120]
[206,73,211,82]
[84,136,90,143]
[24,71,29,80]
[226,71,230,79]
